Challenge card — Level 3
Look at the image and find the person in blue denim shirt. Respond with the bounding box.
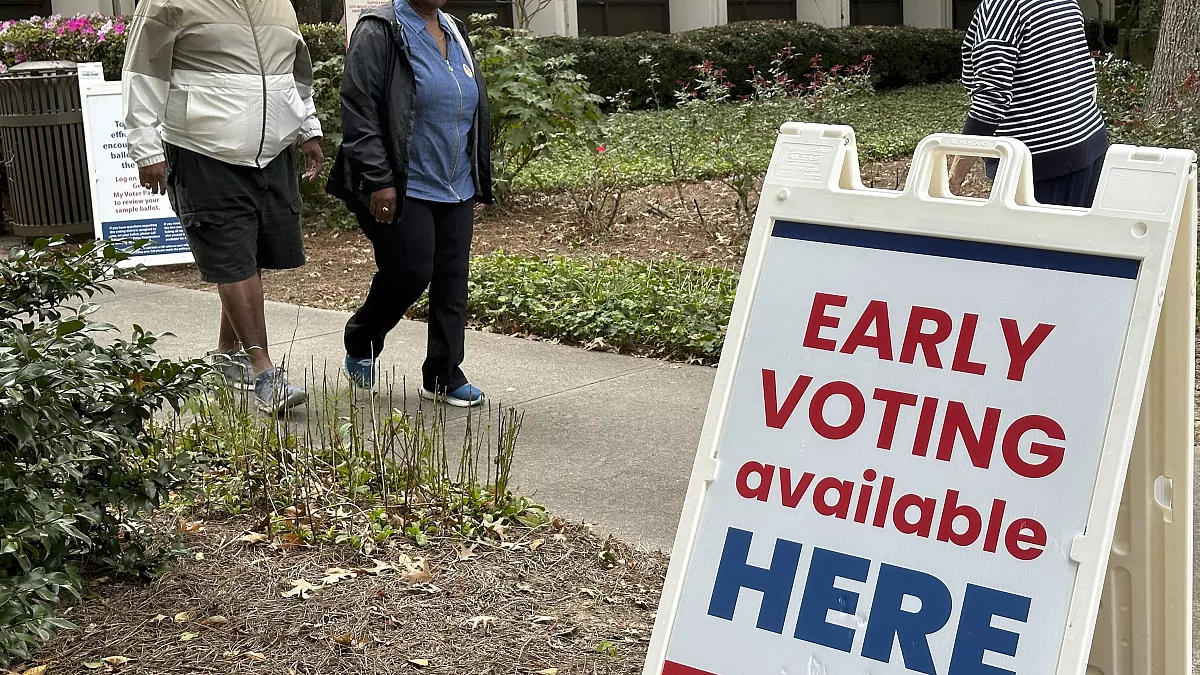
[328,0,494,407]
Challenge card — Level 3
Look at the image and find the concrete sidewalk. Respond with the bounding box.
[91,280,714,552]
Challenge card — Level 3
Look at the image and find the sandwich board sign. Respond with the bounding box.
[78,64,194,268]
[644,124,1196,675]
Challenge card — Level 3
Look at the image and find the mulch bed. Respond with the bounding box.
[30,516,667,675]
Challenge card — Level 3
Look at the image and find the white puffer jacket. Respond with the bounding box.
[121,0,323,168]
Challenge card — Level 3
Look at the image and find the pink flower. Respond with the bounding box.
[113,21,125,34]
[596,145,607,154]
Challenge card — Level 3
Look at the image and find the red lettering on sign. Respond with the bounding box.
[732,461,1045,561]
[809,381,866,440]
[900,306,954,368]
[780,467,816,508]
[762,369,813,430]
[803,293,847,352]
[1001,318,1055,382]
[951,313,987,376]
[1002,415,1067,479]
[737,462,774,502]
[873,388,918,450]
[1005,518,1047,560]
[840,300,893,360]
[936,401,1002,470]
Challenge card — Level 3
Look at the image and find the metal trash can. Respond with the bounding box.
[0,61,92,238]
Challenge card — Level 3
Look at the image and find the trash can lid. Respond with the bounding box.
[5,61,78,75]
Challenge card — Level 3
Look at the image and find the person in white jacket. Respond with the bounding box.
[122,0,324,414]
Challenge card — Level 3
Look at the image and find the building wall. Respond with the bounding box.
[797,0,844,26]
[520,0,1114,35]
[50,0,131,16]
[669,0,725,32]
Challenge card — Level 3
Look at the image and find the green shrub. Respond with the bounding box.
[470,18,603,201]
[537,21,963,109]
[1097,55,1199,153]
[299,22,346,66]
[416,253,740,363]
[521,83,968,190]
[0,238,213,664]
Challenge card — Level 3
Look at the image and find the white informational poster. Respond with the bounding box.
[79,69,193,268]
[343,0,378,45]
[644,125,1197,675]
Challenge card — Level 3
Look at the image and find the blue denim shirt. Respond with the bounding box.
[394,1,478,203]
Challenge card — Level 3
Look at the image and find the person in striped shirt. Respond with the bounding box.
[951,0,1108,208]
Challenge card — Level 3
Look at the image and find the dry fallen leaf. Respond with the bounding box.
[150,614,168,625]
[579,588,599,599]
[352,560,396,576]
[21,665,52,675]
[530,615,557,624]
[400,559,433,585]
[466,615,497,630]
[102,657,130,667]
[82,663,103,671]
[236,532,270,545]
[273,532,306,551]
[179,521,204,533]
[537,670,559,675]
[179,632,200,642]
[332,633,354,647]
[200,615,229,628]
[408,659,430,667]
[321,568,358,586]
[245,653,267,662]
[455,544,478,561]
[486,518,510,540]
[173,612,191,624]
[530,538,545,551]
[282,579,319,600]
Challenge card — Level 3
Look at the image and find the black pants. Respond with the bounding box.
[344,197,474,392]
[1033,155,1106,208]
[985,153,1106,209]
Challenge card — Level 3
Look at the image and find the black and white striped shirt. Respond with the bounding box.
[962,0,1107,179]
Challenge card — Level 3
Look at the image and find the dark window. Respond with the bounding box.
[728,0,796,22]
[442,0,514,27]
[0,0,51,21]
[954,0,981,29]
[849,0,903,25]
[578,0,670,36]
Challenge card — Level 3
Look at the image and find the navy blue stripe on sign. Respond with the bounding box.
[772,220,1140,280]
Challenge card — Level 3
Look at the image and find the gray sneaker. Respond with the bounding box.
[210,350,254,390]
[253,368,307,415]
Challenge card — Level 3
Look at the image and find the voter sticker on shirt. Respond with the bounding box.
[463,64,473,79]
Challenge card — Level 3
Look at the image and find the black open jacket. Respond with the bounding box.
[327,4,494,218]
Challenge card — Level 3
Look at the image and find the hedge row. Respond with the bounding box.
[536,21,963,107]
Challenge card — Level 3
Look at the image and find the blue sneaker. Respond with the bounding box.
[420,383,485,408]
[344,355,375,390]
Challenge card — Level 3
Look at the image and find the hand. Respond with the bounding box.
[139,162,167,195]
[301,139,324,181]
[949,155,976,189]
[370,187,397,223]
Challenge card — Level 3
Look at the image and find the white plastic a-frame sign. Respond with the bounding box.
[644,124,1196,675]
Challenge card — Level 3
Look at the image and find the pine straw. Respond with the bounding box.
[36,516,667,675]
